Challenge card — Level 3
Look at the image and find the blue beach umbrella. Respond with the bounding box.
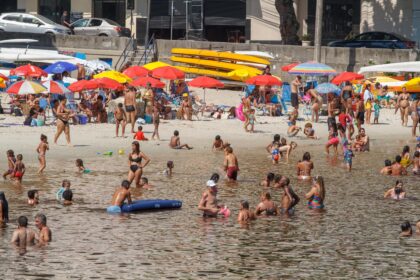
[44,61,77,74]
[315,83,341,95]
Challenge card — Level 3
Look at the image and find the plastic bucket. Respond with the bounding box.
[79,115,88,125]
[144,115,152,124]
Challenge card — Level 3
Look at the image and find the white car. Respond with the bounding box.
[71,18,131,37]
[0,13,70,35]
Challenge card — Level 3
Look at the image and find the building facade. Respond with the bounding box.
[3,0,419,45]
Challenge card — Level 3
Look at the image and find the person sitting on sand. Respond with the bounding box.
[400,221,412,237]
[114,103,127,138]
[169,130,192,150]
[413,151,419,175]
[391,155,407,176]
[280,178,300,215]
[134,126,148,141]
[223,146,239,181]
[352,128,369,152]
[212,135,229,151]
[11,216,36,249]
[237,200,256,223]
[198,180,221,218]
[260,172,275,187]
[27,190,39,206]
[107,180,132,213]
[62,189,73,205]
[255,192,278,216]
[384,180,406,200]
[297,152,314,180]
[380,159,392,175]
[165,161,174,176]
[303,123,317,139]
[287,119,301,137]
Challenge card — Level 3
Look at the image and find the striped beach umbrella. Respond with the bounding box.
[289,61,336,76]
[42,80,71,94]
[6,80,47,95]
[315,83,341,95]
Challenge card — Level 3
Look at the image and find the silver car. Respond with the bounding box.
[0,13,70,35]
[71,18,131,37]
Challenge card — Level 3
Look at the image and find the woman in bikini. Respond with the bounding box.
[397,87,411,127]
[306,175,325,210]
[54,97,75,145]
[255,192,278,216]
[410,98,419,137]
[309,88,322,122]
[297,152,314,180]
[127,141,150,187]
[340,81,353,112]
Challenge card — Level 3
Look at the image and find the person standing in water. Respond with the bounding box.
[36,134,49,174]
[34,213,51,244]
[237,200,256,222]
[297,152,314,180]
[198,180,220,218]
[224,146,239,181]
[11,216,36,248]
[255,192,278,216]
[13,154,25,184]
[108,180,132,213]
[127,141,150,188]
[0,192,9,225]
[3,150,16,180]
[124,86,137,133]
[306,176,325,210]
[280,178,300,215]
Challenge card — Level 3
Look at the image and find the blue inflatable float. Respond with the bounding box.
[120,199,182,213]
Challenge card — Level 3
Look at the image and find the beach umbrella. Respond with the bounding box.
[42,80,71,94]
[83,59,112,72]
[246,75,282,86]
[188,76,224,103]
[152,66,185,80]
[94,77,124,90]
[44,61,77,74]
[366,76,400,84]
[123,66,150,78]
[281,62,300,72]
[403,77,420,93]
[227,69,253,81]
[6,80,47,95]
[93,70,132,83]
[0,81,6,88]
[331,72,364,85]
[10,64,48,78]
[0,73,9,81]
[129,76,165,88]
[315,83,341,95]
[68,80,98,92]
[143,61,170,71]
[288,61,336,76]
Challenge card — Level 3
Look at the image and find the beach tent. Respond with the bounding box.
[358,61,420,74]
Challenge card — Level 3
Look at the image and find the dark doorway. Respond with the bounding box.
[0,0,17,14]
[38,0,71,23]
[93,0,126,27]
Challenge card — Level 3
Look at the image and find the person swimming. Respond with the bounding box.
[75,159,90,173]
[306,176,325,210]
[400,221,412,237]
[62,189,73,205]
[255,192,278,216]
[27,190,39,205]
[260,172,275,187]
[384,180,406,200]
[380,159,392,175]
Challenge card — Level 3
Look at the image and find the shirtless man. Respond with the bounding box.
[237,200,256,222]
[34,213,51,244]
[169,130,192,150]
[297,152,314,180]
[11,216,36,249]
[124,86,137,133]
[198,180,220,217]
[291,76,302,111]
[279,178,300,215]
[391,155,408,176]
[223,146,239,181]
[107,180,132,213]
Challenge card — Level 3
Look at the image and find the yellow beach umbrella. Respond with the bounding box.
[366,76,400,84]
[93,70,132,83]
[403,77,420,93]
[227,69,253,81]
[143,61,170,71]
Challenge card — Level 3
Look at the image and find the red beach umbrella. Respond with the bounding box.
[10,64,48,78]
[246,75,282,86]
[42,80,71,94]
[281,62,300,72]
[94,77,124,90]
[331,72,365,85]
[188,76,224,103]
[123,66,150,78]
[68,79,98,92]
[130,76,165,88]
[152,66,185,80]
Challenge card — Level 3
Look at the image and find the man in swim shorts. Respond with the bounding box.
[124,86,137,133]
[224,146,239,181]
[198,180,220,218]
[108,180,132,213]
[291,76,302,111]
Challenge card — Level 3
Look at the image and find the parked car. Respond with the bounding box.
[70,18,131,37]
[328,32,416,49]
[0,13,70,35]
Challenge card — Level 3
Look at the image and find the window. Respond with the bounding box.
[88,19,102,27]
[3,15,20,22]
[72,18,89,28]
[23,17,43,25]
[355,33,373,40]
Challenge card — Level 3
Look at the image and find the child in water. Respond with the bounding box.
[36,134,49,174]
[3,150,16,180]
[56,180,71,200]
[303,123,317,139]
[271,143,280,164]
[325,128,339,155]
[237,200,256,223]
[287,119,301,137]
[134,126,148,141]
[165,161,174,176]
[344,146,354,171]
[245,109,256,133]
[13,154,25,183]
[373,99,381,124]
[75,159,90,173]
[27,190,39,205]
[62,189,73,205]
[139,177,152,189]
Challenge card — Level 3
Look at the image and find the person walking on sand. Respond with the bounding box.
[54,96,75,146]
[223,146,239,181]
[124,86,137,133]
[36,134,49,174]
[114,103,127,137]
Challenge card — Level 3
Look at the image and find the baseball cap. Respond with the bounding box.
[206,180,216,187]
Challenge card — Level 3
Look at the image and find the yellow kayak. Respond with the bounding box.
[175,66,258,82]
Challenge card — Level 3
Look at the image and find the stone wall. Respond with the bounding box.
[156,39,419,80]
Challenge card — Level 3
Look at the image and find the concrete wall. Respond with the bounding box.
[156,39,419,80]
[360,0,413,39]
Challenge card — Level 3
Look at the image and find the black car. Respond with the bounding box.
[328,32,416,49]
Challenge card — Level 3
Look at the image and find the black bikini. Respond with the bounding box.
[129,154,142,172]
